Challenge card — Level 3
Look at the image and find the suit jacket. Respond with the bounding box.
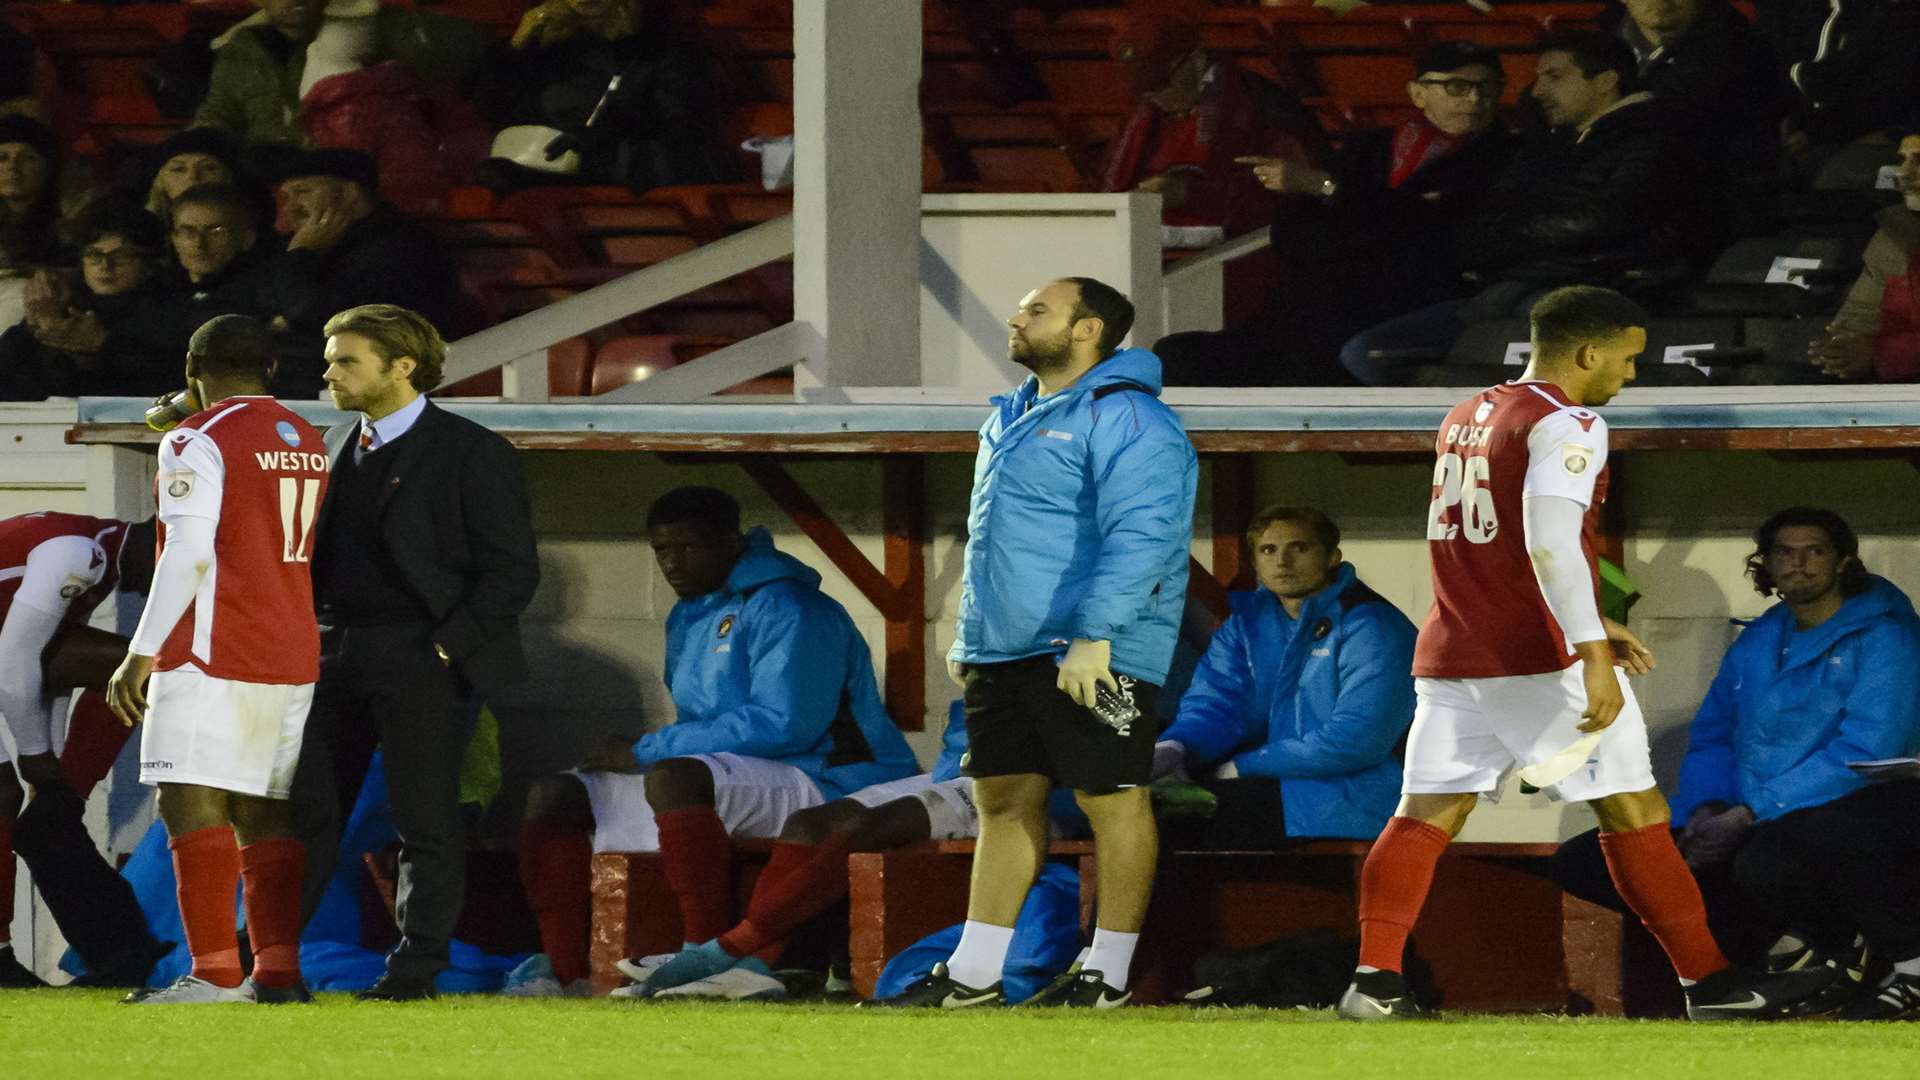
[313,399,539,694]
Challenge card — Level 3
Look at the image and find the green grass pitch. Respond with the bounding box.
[3,992,1917,1079]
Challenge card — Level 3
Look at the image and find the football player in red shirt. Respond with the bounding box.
[1337,286,1840,1022]
[107,315,329,1004]
[0,511,155,986]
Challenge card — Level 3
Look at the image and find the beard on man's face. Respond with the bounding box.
[1010,328,1072,372]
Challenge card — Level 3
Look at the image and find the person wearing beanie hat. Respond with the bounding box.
[261,147,460,390]
[1153,41,1517,387]
[145,128,245,221]
[0,115,64,266]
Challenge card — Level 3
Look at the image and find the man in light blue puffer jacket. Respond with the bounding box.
[872,277,1197,1009]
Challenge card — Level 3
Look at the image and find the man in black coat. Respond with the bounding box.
[1154,42,1517,386]
[288,303,539,1000]
[264,150,465,396]
[1340,30,1712,386]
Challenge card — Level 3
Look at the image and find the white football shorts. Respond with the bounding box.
[843,775,980,841]
[1403,659,1655,804]
[139,666,312,798]
[576,752,825,854]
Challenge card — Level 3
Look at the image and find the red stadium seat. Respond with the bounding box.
[589,335,684,396]
[435,336,594,398]
[967,146,1086,192]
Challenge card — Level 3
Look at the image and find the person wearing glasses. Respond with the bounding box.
[1155,41,1519,388]
[0,201,187,399]
[1339,30,1718,386]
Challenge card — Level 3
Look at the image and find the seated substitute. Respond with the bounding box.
[1555,507,1920,1020]
[513,486,918,996]
[632,701,1087,1001]
[1151,505,1415,845]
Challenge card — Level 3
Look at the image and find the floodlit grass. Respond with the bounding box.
[1,992,1915,1079]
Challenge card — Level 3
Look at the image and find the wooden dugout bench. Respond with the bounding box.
[588,838,1675,1015]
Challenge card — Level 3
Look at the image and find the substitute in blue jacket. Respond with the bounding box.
[511,487,918,996]
[1153,506,1415,845]
[1554,507,1920,1021]
[876,277,1198,1010]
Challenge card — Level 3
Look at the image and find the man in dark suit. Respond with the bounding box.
[289,303,539,1000]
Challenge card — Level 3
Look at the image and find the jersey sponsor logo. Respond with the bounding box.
[716,614,735,638]
[141,759,174,771]
[1038,428,1073,441]
[275,420,302,448]
[253,450,330,473]
[1473,400,1494,423]
[1560,443,1594,475]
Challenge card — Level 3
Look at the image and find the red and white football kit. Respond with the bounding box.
[0,513,129,763]
[133,397,328,798]
[1402,381,1653,802]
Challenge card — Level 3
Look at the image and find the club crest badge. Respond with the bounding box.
[717,614,735,639]
[1313,618,1332,640]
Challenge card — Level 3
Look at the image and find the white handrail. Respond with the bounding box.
[1161,226,1272,285]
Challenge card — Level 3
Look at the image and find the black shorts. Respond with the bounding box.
[960,655,1159,796]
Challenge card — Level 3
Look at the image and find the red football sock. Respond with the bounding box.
[519,821,594,986]
[1356,816,1453,973]
[1599,822,1728,982]
[238,838,305,989]
[58,692,133,799]
[656,808,733,944]
[169,825,242,988]
[718,835,855,960]
[0,818,15,944]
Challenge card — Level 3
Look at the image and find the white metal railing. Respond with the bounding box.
[442,215,807,404]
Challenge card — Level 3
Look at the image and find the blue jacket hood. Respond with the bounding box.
[1747,575,1917,663]
[725,526,821,594]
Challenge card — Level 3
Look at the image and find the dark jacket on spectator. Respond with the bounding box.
[267,204,461,339]
[1606,0,1792,196]
[1459,95,1713,291]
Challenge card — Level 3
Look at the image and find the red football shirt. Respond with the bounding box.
[152,397,329,684]
[0,511,128,623]
[1413,381,1610,679]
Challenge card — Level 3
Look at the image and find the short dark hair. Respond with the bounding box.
[169,181,257,229]
[321,304,446,392]
[1529,285,1650,360]
[71,200,165,254]
[1745,507,1872,598]
[646,486,741,536]
[1062,277,1135,358]
[187,314,276,383]
[1536,29,1639,94]
[1246,504,1341,554]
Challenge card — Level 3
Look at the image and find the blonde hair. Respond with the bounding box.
[322,303,447,392]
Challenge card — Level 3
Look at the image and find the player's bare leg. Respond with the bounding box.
[1057,786,1155,1001]
[1340,791,1479,1020]
[229,793,308,1002]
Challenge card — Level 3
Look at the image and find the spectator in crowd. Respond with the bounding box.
[0,116,69,329]
[1340,31,1710,386]
[145,183,275,365]
[1751,0,1920,147]
[1156,41,1518,386]
[0,21,51,123]
[291,303,539,1001]
[1097,5,1327,246]
[1151,506,1415,846]
[1809,130,1920,382]
[511,487,917,998]
[0,203,178,399]
[474,0,732,193]
[1603,0,1793,232]
[141,128,245,223]
[1554,508,1920,1020]
[262,149,462,393]
[195,0,490,148]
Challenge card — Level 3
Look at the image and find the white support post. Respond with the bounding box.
[502,351,550,403]
[791,0,924,388]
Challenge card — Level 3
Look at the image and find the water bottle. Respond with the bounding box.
[144,388,201,432]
